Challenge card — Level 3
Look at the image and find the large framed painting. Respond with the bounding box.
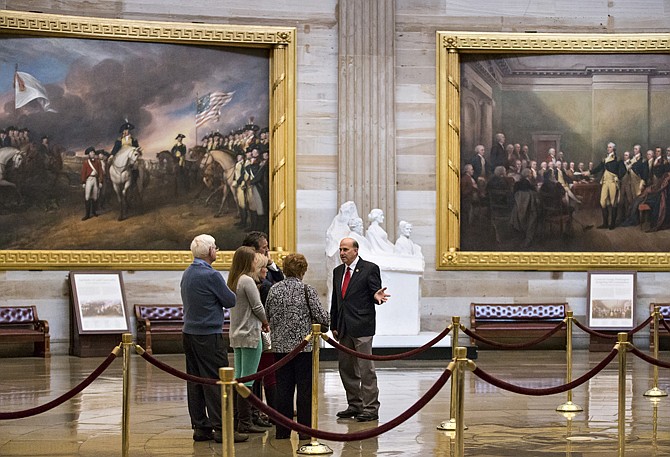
[0,10,296,270]
[437,31,670,270]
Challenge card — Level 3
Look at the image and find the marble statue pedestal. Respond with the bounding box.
[376,269,422,336]
[372,264,451,353]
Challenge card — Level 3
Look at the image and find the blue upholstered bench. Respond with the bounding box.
[0,305,50,357]
[469,303,568,349]
[134,304,230,355]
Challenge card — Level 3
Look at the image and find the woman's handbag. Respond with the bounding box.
[261,330,272,352]
[304,284,328,332]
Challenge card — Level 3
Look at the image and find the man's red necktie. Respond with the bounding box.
[341,267,351,297]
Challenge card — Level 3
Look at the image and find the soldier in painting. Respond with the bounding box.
[172,133,188,193]
[111,120,140,156]
[81,146,104,220]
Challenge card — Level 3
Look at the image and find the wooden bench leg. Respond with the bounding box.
[145,332,152,355]
[34,336,50,358]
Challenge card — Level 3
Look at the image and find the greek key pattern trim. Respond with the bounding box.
[0,11,293,45]
[441,251,670,271]
[441,32,670,52]
[0,251,236,270]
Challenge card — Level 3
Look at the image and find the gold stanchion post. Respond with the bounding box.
[298,324,332,455]
[617,332,629,457]
[651,397,660,454]
[452,346,475,457]
[220,367,236,457]
[645,306,667,398]
[121,333,132,457]
[557,311,583,412]
[437,318,467,431]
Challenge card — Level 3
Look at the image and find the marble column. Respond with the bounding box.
[338,0,396,238]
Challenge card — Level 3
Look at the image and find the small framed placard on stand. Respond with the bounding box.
[587,271,636,351]
[69,271,130,357]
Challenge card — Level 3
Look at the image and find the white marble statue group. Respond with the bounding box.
[325,201,425,337]
[325,201,424,278]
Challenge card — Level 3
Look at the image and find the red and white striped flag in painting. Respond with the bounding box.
[195,91,234,127]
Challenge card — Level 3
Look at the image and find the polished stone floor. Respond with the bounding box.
[2,349,670,456]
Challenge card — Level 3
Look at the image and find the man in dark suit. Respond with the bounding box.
[242,231,284,284]
[331,237,390,422]
[490,132,506,169]
[470,144,489,181]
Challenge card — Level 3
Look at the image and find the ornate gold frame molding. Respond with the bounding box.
[0,10,296,270]
[436,31,670,271]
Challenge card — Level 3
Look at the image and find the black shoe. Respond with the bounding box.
[336,407,361,418]
[214,430,249,443]
[253,416,273,428]
[355,412,379,422]
[237,424,267,434]
[193,428,214,442]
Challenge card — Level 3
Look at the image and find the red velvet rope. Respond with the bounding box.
[237,339,309,383]
[573,316,652,340]
[629,346,670,370]
[661,318,670,334]
[572,319,619,339]
[630,316,654,335]
[461,321,565,349]
[322,325,452,361]
[0,350,118,420]
[471,347,618,396]
[140,350,218,385]
[242,366,453,441]
[139,339,309,385]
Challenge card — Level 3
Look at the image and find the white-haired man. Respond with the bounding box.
[588,142,624,230]
[181,234,246,443]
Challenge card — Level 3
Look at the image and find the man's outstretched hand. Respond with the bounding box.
[375,287,390,304]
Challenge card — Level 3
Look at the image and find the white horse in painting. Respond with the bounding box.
[109,145,142,221]
[0,146,24,198]
[201,149,238,217]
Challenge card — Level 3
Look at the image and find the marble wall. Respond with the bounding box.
[3,0,670,353]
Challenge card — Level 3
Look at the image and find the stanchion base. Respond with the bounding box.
[644,387,668,398]
[556,401,583,413]
[436,418,468,431]
[297,441,333,455]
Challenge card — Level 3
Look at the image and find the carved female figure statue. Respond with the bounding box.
[365,208,395,254]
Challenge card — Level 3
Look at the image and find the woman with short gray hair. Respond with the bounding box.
[265,253,329,440]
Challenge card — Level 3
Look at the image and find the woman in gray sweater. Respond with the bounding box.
[227,246,270,434]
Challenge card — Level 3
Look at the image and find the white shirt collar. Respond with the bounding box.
[345,256,360,273]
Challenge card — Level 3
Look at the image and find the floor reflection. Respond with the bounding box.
[1,350,670,456]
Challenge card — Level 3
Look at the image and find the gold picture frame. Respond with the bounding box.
[0,10,296,270]
[437,31,670,271]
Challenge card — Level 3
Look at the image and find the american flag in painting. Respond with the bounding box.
[195,91,234,127]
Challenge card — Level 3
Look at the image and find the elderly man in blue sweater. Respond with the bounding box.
[181,234,246,443]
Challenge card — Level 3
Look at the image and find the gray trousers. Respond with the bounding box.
[337,334,380,414]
